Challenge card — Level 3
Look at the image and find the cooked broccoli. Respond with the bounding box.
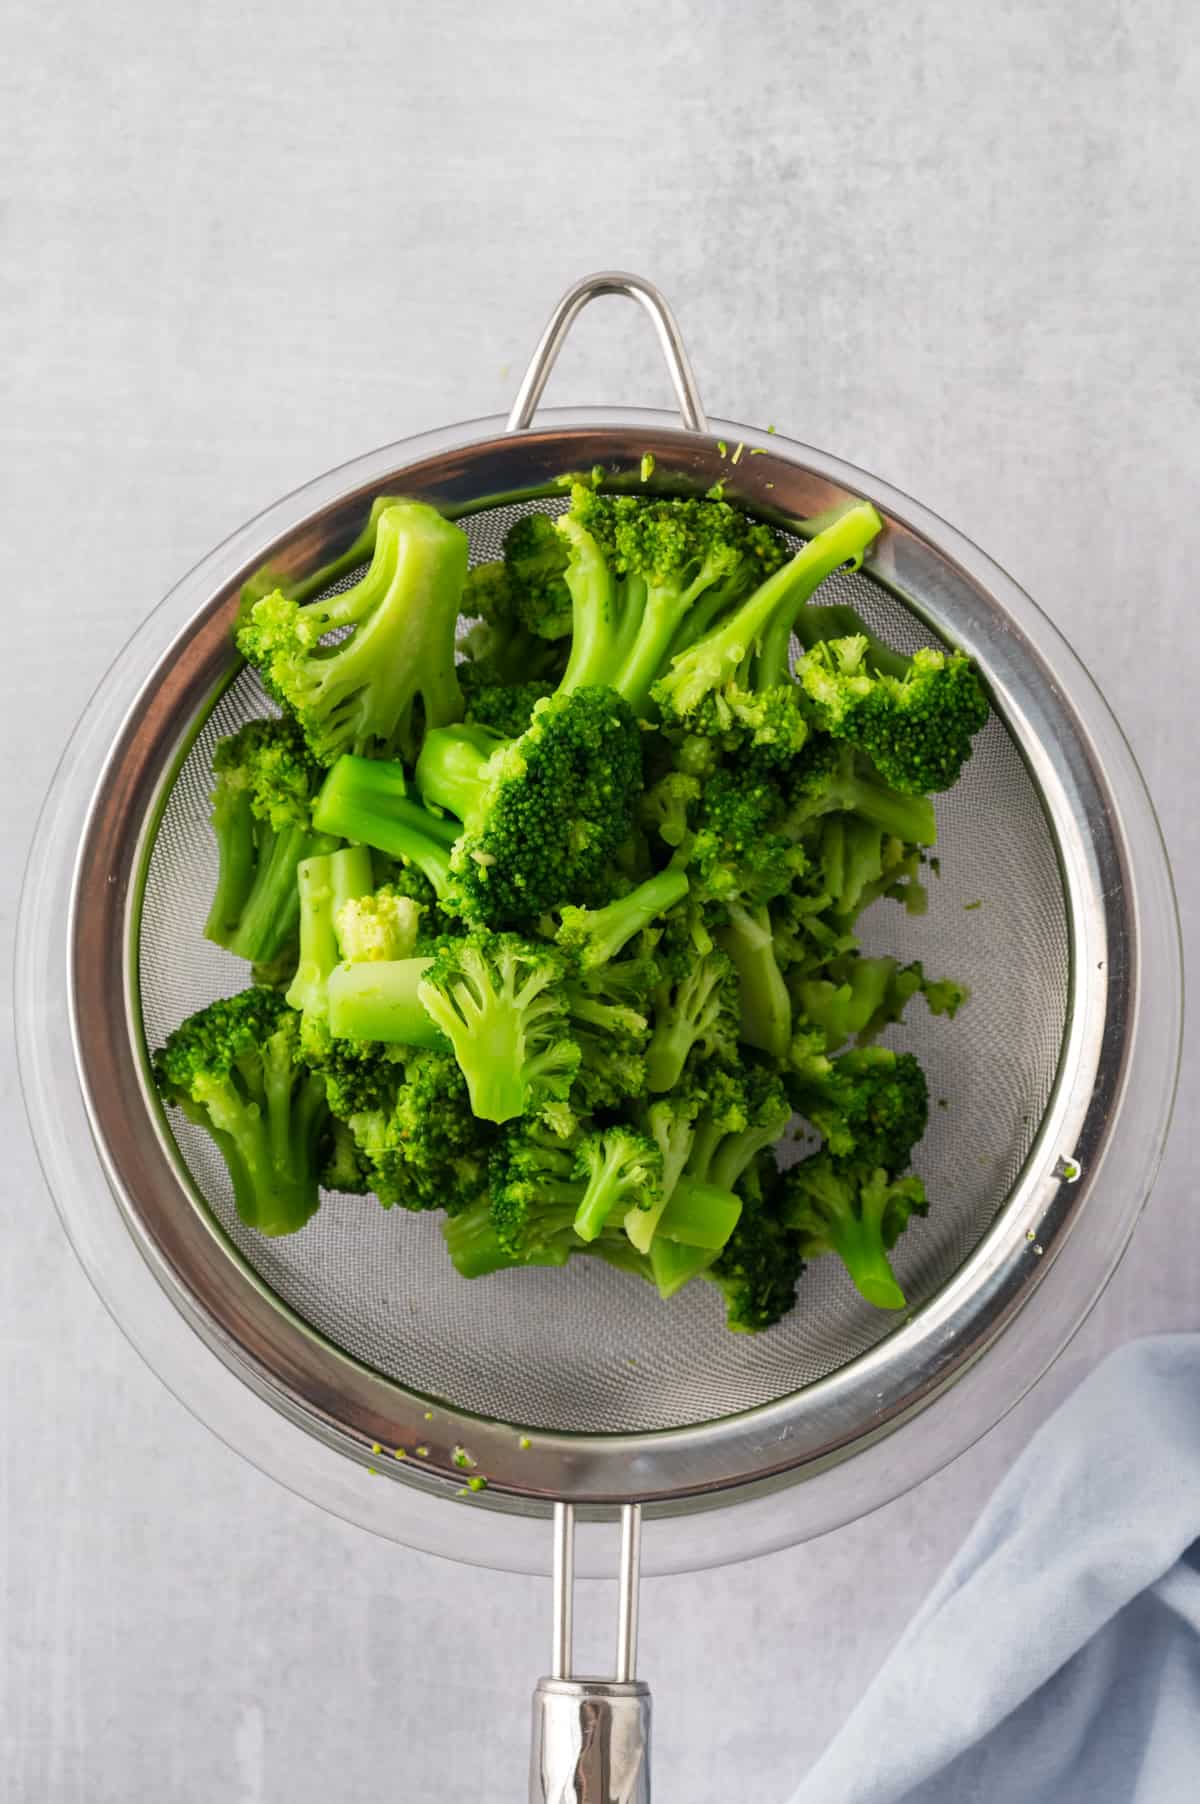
[784,1153,928,1310]
[237,501,469,765]
[203,716,337,968]
[555,866,689,968]
[311,754,458,900]
[153,988,327,1236]
[792,953,968,1052]
[708,1160,806,1331]
[413,932,579,1126]
[350,1047,492,1215]
[416,687,644,925]
[461,670,557,739]
[572,1127,663,1243]
[787,1039,929,1166]
[555,483,788,713]
[159,481,985,1333]
[799,637,988,794]
[651,502,883,723]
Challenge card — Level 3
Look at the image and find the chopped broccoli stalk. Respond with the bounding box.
[326,957,440,1047]
[153,988,327,1236]
[416,687,643,925]
[204,716,337,967]
[716,903,792,1058]
[784,1155,927,1310]
[236,501,469,766]
[415,933,578,1125]
[312,755,457,897]
[650,1238,721,1300]
[652,502,883,721]
[286,847,375,1021]
[556,866,690,969]
[654,1175,742,1249]
[334,887,422,964]
[571,1128,662,1243]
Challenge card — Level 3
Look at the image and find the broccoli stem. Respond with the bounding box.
[555,515,626,693]
[326,958,441,1047]
[441,1206,520,1278]
[197,1035,326,1235]
[412,723,505,828]
[287,847,374,1018]
[824,1210,907,1311]
[559,866,689,968]
[229,823,334,964]
[755,506,884,689]
[716,903,792,1059]
[649,1237,720,1300]
[313,755,456,896]
[204,785,257,947]
[659,504,882,712]
[654,1176,741,1249]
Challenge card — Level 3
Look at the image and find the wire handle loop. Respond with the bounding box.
[507,271,709,434]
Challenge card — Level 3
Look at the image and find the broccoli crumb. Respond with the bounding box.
[415,1445,429,1458]
[393,1447,407,1460]
[716,439,728,458]
[964,899,982,911]
[731,442,745,465]
[640,452,655,482]
[518,1436,532,1451]
[451,1446,478,1470]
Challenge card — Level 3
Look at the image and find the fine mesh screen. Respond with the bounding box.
[138,499,1070,1434]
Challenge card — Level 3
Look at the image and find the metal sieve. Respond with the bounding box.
[17,274,1182,1801]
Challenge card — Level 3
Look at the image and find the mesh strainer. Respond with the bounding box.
[17,274,1182,1801]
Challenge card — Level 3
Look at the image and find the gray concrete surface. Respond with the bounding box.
[2,2,1197,1798]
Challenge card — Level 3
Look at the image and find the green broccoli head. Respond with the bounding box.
[503,512,573,639]
[784,1151,928,1310]
[153,988,327,1236]
[418,687,644,926]
[799,638,988,794]
[236,501,469,766]
[787,1039,929,1167]
[461,667,558,739]
[571,1127,663,1243]
[415,931,579,1126]
[708,1158,806,1333]
[204,715,336,967]
[348,1047,493,1214]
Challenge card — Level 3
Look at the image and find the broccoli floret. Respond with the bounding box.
[319,1115,373,1194]
[787,1039,929,1166]
[236,501,469,766]
[503,512,574,639]
[708,1159,806,1332]
[571,1127,663,1243]
[792,953,967,1052]
[350,1048,492,1214]
[286,846,376,1024]
[416,687,644,925]
[312,754,458,900]
[483,1121,586,1267]
[644,947,740,1093]
[554,483,788,714]
[684,763,807,908]
[237,494,408,618]
[639,770,701,847]
[461,669,557,739]
[799,637,988,794]
[651,502,883,724]
[784,1153,928,1310]
[555,866,689,968]
[413,932,579,1126]
[564,958,655,1111]
[153,988,327,1236]
[203,716,337,968]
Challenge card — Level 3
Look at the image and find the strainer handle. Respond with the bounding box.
[507,271,709,434]
[529,1503,651,1803]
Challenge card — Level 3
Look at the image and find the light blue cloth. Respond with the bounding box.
[789,1335,1200,1804]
